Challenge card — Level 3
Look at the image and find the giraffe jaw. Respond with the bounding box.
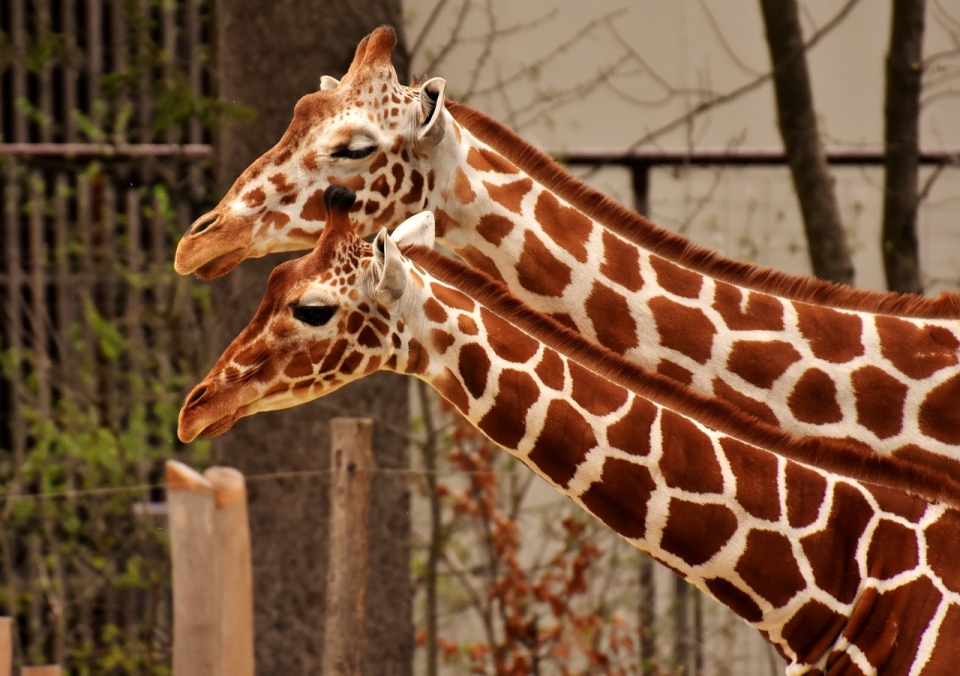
[193,248,249,280]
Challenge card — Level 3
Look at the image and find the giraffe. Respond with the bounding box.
[172,26,960,485]
[180,189,960,676]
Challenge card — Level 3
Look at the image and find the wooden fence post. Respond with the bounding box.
[204,467,255,676]
[20,668,61,676]
[322,418,374,676]
[166,460,217,676]
[0,618,10,676]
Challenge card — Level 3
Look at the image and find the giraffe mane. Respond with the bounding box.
[445,101,960,320]
[404,243,960,508]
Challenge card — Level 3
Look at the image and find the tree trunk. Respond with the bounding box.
[881,0,926,294]
[759,0,854,286]
[213,3,412,675]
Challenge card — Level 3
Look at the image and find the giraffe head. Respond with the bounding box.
[178,185,434,442]
[175,26,449,280]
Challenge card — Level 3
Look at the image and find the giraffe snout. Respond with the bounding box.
[188,211,219,236]
[184,381,215,409]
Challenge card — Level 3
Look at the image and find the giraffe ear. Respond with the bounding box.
[320,75,340,91]
[418,78,447,146]
[392,211,435,250]
[373,228,407,302]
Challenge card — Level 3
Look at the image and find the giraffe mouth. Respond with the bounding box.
[196,412,240,439]
[194,248,248,280]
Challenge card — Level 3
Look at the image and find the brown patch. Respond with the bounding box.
[726,340,801,389]
[458,343,491,400]
[712,282,785,331]
[606,397,657,457]
[284,352,315,380]
[370,317,389,335]
[401,171,424,205]
[599,230,644,292]
[369,151,388,174]
[516,230,573,298]
[650,256,703,299]
[659,410,724,494]
[866,519,918,580]
[476,214,515,245]
[346,312,364,334]
[534,349,565,391]
[329,174,365,191]
[459,245,506,282]
[242,187,266,208]
[864,483,927,523]
[339,351,364,375]
[534,190,593,263]
[736,530,805,607]
[484,179,533,214]
[364,199,380,215]
[453,168,476,204]
[480,307,540,364]
[851,365,908,439]
[850,577,942,676]
[795,304,864,364]
[659,499,738,566]
[549,313,579,331]
[919,373,960,444]
[711,378,780,425]
[357,326,381,349]
[477,369,541,450]
[580,458,656,539]
[372,202,396,227]
[781,600,848,665]
[371,174,390,198]
[720,438,781,522]
[893,444,960,486]
[268,173,296,194]
[527,400,598,487]
[648,297,716,364]
[568,361,629,416]
[261,211,290,232]
[586,282,640,354]
[656,359,693,385]
[300,188,327,221]
[785,461,827,528]
[405,338,430,375]
[458,315,479,336]
[432,283,475,311]
[466,146,519,174]
[875,315,959,380]
[924,508,960,594]
[430,329,455,354]
[390,163,405,191]
[704,578,762,623]
[800,483,872,604]
[300,150,318,170]
[787,368,843,424]
[319,339,349,373]
[423,297,448,323]
[921,604,960,676]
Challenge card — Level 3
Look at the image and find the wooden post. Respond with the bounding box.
[204,467,255,676]
[0,617,10,676]
[166,460,217,676]
[21,668,61,676]
[322,419,375,676]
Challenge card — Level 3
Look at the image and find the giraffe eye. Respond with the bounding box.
[331,145,376,160]
[293,305,337,327]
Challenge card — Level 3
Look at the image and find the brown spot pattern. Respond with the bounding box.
[736,530,806,608]
[477,369,541,450]
[705,578,763,623]
[458,315,479,336]
[459,246,506,283]
[851,365,908,439]
[727,340,801,389]
[242,187,266,208]
[919,374,960,444]
[875,315,959,380]
[785,461,827,528]
[534,191,593,263]
[300,188,327,221]
[357,326,381,348]
[657,359,693,385]
[922,605,960,676]
[423,297,448,323]
[650,256,703,299]
[599,230,643,292]
[568,361,629,416]
[586,281,639,354]
[434,368,470,414]
[579,458,656,539]
[924,509,960,594]
[720,438,781,522]
[606,397,657,457]
[712,282,785,331]
[484,179,533,214]
[781,600,847,665]
[648,297,715,364]
[453,168,476,204]
[480,307,540,364]
[432,283,475,311]
[711,379,780,426]
[787,368,843,424]
[466,146,519,174]
[659,410,724,494]
[476,214,515,246]
[866,519,918,580]
[795,304,864,364]
[534,349,565,391]
[430,329,455,354]
[516,230,573,298]
[458,343,491,399]
[527,400,598,487]
[659,499,738,566]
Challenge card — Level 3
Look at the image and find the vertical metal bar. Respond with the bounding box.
[186,0,202,145]
[11,0,28,141]
[28,172,51,416]
[138,0,153,143]
[37,0,54,143]
[162,0,178,143]
[111,0,130,144]
[87,0,104,130]
[63,0,79,142]
[631,162,651,217]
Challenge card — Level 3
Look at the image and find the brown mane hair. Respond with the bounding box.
[404,243,960,508]
[445,100,960,320]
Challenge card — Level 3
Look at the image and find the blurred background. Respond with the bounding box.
[0,0,957,674]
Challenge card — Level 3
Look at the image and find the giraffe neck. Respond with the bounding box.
[386,261,958,675]
[424,110,960,488]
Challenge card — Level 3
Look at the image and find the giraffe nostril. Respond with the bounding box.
[189,212,219,236]
[185,383,214,408]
